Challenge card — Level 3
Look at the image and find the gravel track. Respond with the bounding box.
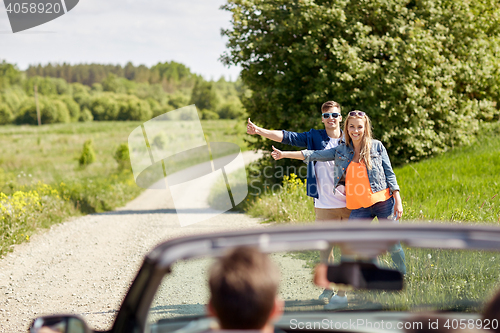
[0,151,300,332]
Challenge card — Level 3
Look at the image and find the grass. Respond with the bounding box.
[289,245,500,312]
[397,122,500,223]
[0,119,248,256]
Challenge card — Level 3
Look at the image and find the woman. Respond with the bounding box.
[271,111,406,274]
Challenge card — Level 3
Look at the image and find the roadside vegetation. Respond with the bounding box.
[0,120,246,257]
[235,121,500,225]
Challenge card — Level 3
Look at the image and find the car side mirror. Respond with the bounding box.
[326,262,403,290]
[29,315,92,333]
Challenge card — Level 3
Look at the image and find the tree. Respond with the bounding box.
[0,104,13,125]
[221,0,500,165]
[0,61,21,89]
[190,79,219,113]
[117,95,152,121]
[16,97,70,124]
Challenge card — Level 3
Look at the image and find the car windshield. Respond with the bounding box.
[146,243,500,332]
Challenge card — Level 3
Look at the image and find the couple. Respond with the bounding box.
[247,101,406,307]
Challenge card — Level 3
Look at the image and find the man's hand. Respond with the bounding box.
[246,118,284,142]
[247,118,260,135]
[271,146,283,160]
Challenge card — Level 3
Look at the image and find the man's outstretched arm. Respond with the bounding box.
[247,118,284,142]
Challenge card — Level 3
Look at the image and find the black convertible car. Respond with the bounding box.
[30,223,500,333]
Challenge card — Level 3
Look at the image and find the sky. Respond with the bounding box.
[0,0,242,81]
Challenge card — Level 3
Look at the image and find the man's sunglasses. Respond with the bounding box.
[322,112,341,119]
[349,111,366,117]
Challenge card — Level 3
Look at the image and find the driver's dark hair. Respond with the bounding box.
[321,101,341,113]
[208,246,280,330]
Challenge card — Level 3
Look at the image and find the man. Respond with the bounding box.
[207,247,283,333]
[247,101,349,306]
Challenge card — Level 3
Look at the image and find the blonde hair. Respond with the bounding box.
[343,111,373,169]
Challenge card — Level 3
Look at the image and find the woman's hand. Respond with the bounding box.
[271,145,283,160]
[271,146,306,160]
[393,190,403,220]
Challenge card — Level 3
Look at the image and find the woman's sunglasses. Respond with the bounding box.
[322,112,341,119]
[349,111,366,117]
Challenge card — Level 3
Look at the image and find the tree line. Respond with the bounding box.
[0,60,247,125]
[25,61,196,89]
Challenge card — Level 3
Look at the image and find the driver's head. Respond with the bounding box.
[208,246,282,330]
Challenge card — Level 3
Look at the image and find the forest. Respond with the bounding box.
[0,60,247,125]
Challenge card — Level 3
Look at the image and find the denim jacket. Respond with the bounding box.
[281,129,345,199]
[301,140,400,194]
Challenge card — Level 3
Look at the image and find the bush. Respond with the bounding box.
[190,79,219,112]
[168,92,190,110]
[89,94,120,120]
[16,97,70,124]
[200,109,219,120]
[78,139,96,167]
[114,143,130,170]
[0,104,14,125]
[0,88,26,117]
[71,82,90,95]
[218,99,245,119]
[79,107,93,122]
[58,95,80,122]
[117,96,152,121]
[91,83,103,92]
[73,92,91,110]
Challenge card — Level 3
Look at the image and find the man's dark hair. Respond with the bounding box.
[208,247,280,330]
[321,101,341,113]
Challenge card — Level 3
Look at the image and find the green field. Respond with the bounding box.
[0,119,247,256]
[0,119,247,186]
[398,122,500,223]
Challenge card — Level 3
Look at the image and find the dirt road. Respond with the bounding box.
[0,151,268,332]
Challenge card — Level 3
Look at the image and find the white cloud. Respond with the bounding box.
[0,0,240,80]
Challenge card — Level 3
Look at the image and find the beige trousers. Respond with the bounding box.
[315,207,351,263]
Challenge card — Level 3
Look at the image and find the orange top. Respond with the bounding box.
[345,162,391,210]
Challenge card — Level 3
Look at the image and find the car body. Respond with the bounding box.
[30,222,500,333]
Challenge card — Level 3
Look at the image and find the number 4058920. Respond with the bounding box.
[5,2,62,14]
